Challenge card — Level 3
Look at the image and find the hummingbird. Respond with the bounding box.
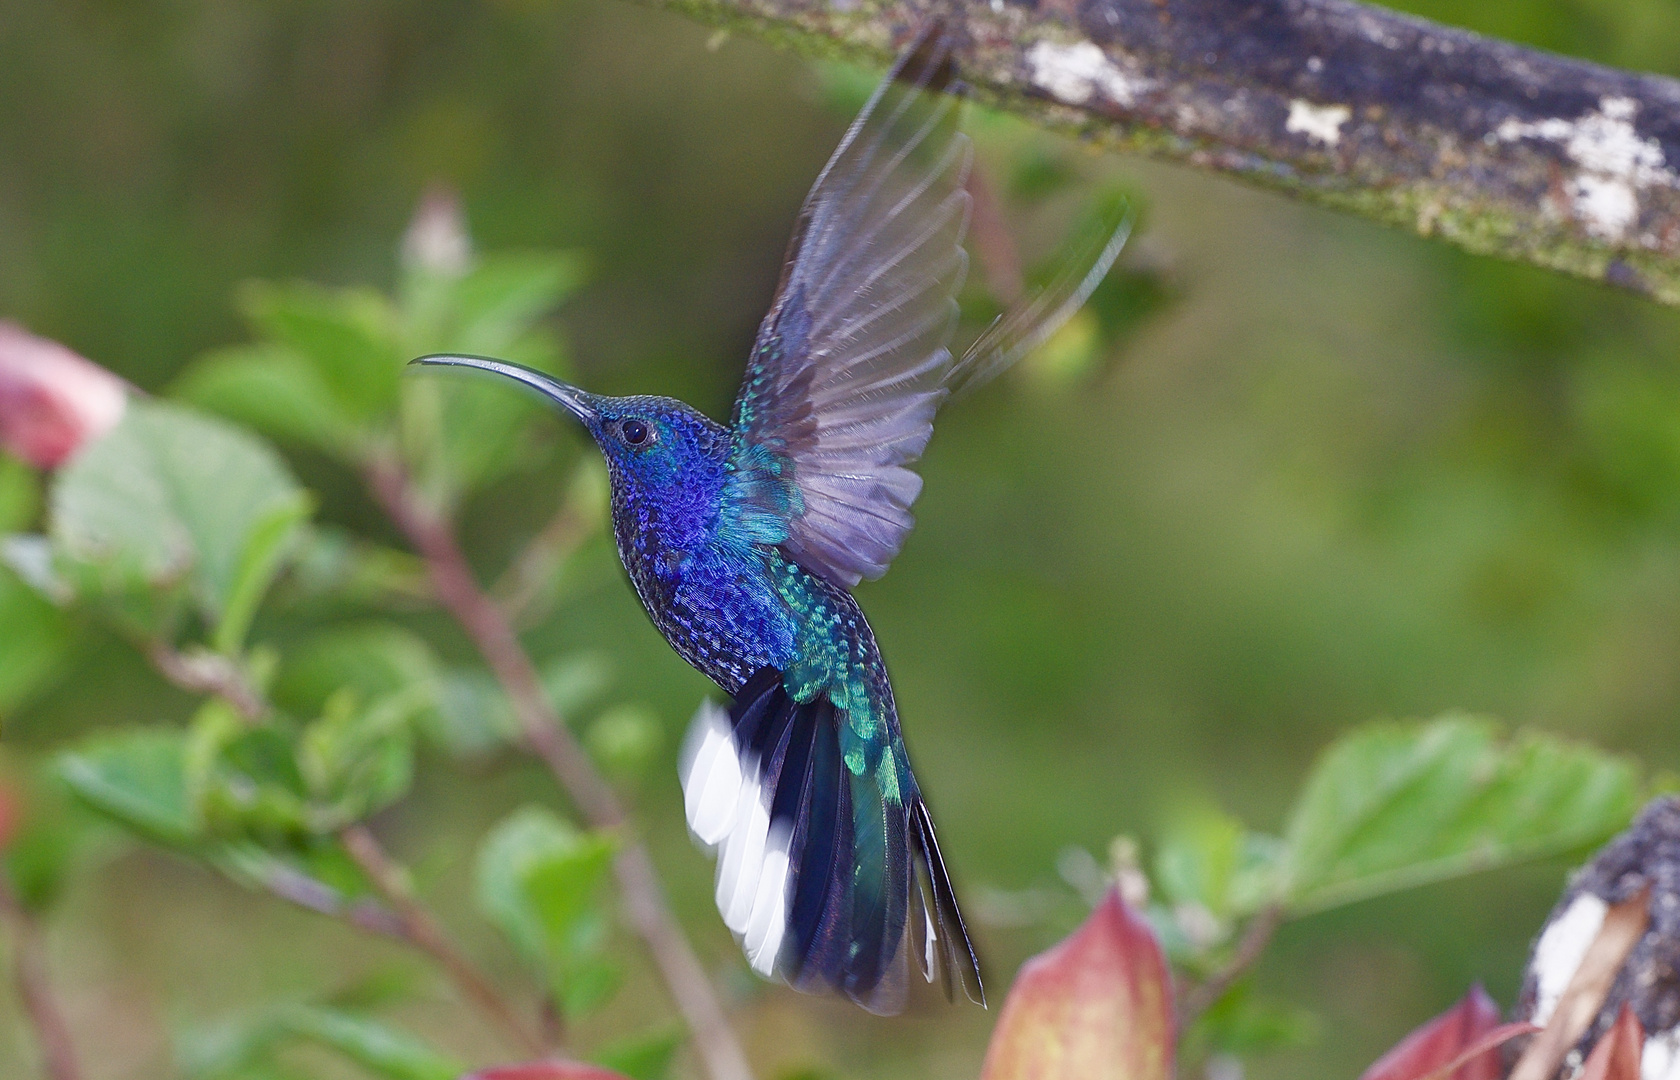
[414,24,1131,1014]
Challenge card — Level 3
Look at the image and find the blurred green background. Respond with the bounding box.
[4,0,1680,1077]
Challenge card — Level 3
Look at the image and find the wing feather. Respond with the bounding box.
[727,23,1134,588]
[727,24,970,588]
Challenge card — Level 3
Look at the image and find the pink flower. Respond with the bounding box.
[402,185,473,277]
[979,887,1175,1080]
[0,323,126,468]
[458,1064,630,1080]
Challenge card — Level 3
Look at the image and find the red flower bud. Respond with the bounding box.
[1360,985,1537,1080]
[459,1063,631,1080]
[0,323,126,468]
[979,887,1174,1080]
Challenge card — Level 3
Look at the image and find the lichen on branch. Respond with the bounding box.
[644,0,1680,305]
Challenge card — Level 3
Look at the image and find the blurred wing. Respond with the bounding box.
[946,197,1136,398]
[727,26,1137,589]
[729,25,973,588]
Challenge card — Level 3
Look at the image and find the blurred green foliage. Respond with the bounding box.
[3,1,1680,1079]
[3,189,671,1076]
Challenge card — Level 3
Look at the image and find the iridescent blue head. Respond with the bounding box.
[409,355,732,502]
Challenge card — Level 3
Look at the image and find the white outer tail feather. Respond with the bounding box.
[680,701,742,845]
[680,700,791,978]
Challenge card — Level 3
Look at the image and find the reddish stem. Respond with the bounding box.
[141,642,541,1055]
[1177,903,1286,1024]
[340,824,547,1057]
[0,877,80,1080]
[367,457,755,1080]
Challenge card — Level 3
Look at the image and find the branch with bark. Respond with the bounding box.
[645,0,1680,305]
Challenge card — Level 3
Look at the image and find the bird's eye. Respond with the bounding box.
[620,419,651,446]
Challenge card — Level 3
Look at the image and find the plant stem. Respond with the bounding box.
[492,488,594,628]
[964,167,1023,307]
[245,858,410,941]
[1177,904,1285,1024]
[339,824,547,1057]
[0,877,80,1080]
[146,642,267,722]
[367,457,756,1080]
[140,643,544,1056]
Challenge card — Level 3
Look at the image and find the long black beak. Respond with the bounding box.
[408,354,598,423]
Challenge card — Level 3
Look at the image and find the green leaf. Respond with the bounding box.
[403,251,584,496]
[476,805,578,962]
[60,728,200,846]
[174,344,365,459]
[175,1012,289,1080]
[212,840,372,910]
[0,561,73,717]
[542,653,612,718]
[51,400,311,638]
[429,669,515,756]
[418,337,564,496]
[1182,980,1318,1057]
[3,534,70,602]
[584,705,662,781]
[1153,806,1283,925]
[559,958,622,1018]
[1154,805,1244,918]
[297,687,425,827]
[449,252,588,355]
[592,1028,683,1080]
[4,778,103,913]
[1280,715,1643,913]
[239,282,404,421]
[185,700,314,842]
[0,455,40,532]
[214,498,314,653]
[276,1006,460,1080]
[275,623,442,718]
[475,805,618,1018]
[429,652,611,758]
[279,527,429,611]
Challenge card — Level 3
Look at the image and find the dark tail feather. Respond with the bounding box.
[679,667,984,1013]
[844,769,912,1013]
[911,798,985,1005]
[787,704,853,992]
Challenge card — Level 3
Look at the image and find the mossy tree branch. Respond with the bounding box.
[647,0,1680,304]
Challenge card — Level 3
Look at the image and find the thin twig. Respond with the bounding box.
[248,859,410,941]
[140,643,544,1056]
[492,491,594,628]
[0,876,80,1080]
[146,642,266,722]
[1177,903,1286,1024]
[366,456,755,1080]
[964,166,1024,307]
[339,824,547,1057]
